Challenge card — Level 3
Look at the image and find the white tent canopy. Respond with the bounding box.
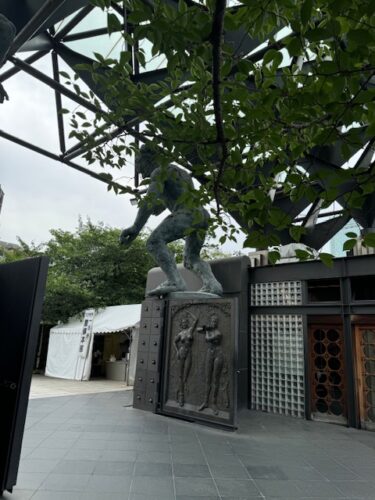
[50,304,141,335]
[45,304,141,381]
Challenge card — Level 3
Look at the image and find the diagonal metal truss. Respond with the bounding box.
[0,0,374,249]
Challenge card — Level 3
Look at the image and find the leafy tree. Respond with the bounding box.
[64,0,375,255]
[2,220,230,323]
[3,221,155,323]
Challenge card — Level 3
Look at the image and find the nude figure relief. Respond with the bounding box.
[198,313,228,415]
[174,311,198,407]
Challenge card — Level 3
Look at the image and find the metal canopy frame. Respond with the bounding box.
[0,0,374,249]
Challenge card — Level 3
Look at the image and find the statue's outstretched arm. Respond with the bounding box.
[120,177,165,246]
[186,311,198,330]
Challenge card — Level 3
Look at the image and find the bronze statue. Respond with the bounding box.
[120,145,223,297]
[174,311,198,407]
[198,313,225,415]
[0,14,16,103]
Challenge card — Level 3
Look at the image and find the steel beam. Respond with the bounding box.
[9,0,67,57]
[10,56,102,114]
[0,129,130,193]
[111,1,126,16]
[54,5,94,41]
[51,51,66,153]
[61,27,120,43]
[0,50,49,83]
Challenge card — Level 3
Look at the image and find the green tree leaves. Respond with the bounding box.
[3,221,156,324]
[68,0,375,257]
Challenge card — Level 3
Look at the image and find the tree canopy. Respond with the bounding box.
[2,221,155,323]
[64,0,375,258]
[1,220,229,323]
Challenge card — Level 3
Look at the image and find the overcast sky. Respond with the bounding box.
[0,53,245,253]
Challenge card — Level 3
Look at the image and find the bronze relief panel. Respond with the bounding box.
[161,298,237,428]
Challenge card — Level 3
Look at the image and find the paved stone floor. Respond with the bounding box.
[30,375,131,399]
[2,391,375,500]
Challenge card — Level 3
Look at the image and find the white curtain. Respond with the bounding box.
[45,331,81,379]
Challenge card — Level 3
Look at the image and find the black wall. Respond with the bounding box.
[0,257,48,494]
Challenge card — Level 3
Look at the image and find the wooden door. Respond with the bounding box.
[309,325,347,424]
[354,326,375,431]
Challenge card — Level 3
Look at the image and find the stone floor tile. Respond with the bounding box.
[105,439,139,451]
[0,490,35,500]
[15,472,47,491]
[38,438,77,449]
[80,494,131,500]
[18,458,59,474]
[137,451,172,463]
[346,466,375,480]
[27,447,68,460]
[280,465,326,481]
[129,494,175,500]
[39,473,90,491]
[294,480,343,497]
[133,462,172,476]
[71,438,108,450]
[175,477,218,497]
[172,452,206,465]
[137,441,171,452]
[254,479,304,498]
[173,463,210,477]
[204,454,241,467]
[63,448,102,461]
[52,459,96,475]
[247,466,288,480]
[31,492,82,500]
[93,460,135,476]
[100,449,138,462]
[130,476,174,496]
[330,480,375,497]
[176,496,219,500]
[85,474,132,493]
[210,464,249,479]
[214,478,261,498]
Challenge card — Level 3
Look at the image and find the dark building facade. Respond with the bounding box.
[249,254,375,431]
[138,254,375,431]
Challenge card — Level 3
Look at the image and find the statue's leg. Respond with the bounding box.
[178,358,185,406]
[146,214,188,296]
[212,353,224,415]
[184,232,223,296]
[184,350,192,383]
[198,349,213,411]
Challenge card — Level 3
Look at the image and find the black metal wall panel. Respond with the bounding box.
[133,299,165,412]
[0,257,48,495]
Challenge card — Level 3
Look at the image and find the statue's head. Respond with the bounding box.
[180,316,189,329]
[209,314,218,328]
[135,144,159,178]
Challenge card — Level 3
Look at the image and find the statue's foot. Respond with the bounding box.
[198,401,208,412]
[198,284,223,296]
[147,280,187,297]
[178,392,184,407]
[212,404,219,416]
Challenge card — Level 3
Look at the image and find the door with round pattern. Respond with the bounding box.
[354,326,375,431]
[309,325,347,424]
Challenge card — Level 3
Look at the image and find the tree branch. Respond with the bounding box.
[211,0,228,213]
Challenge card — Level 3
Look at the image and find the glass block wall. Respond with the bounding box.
[251,281,302,306]
[250,314,305,417]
